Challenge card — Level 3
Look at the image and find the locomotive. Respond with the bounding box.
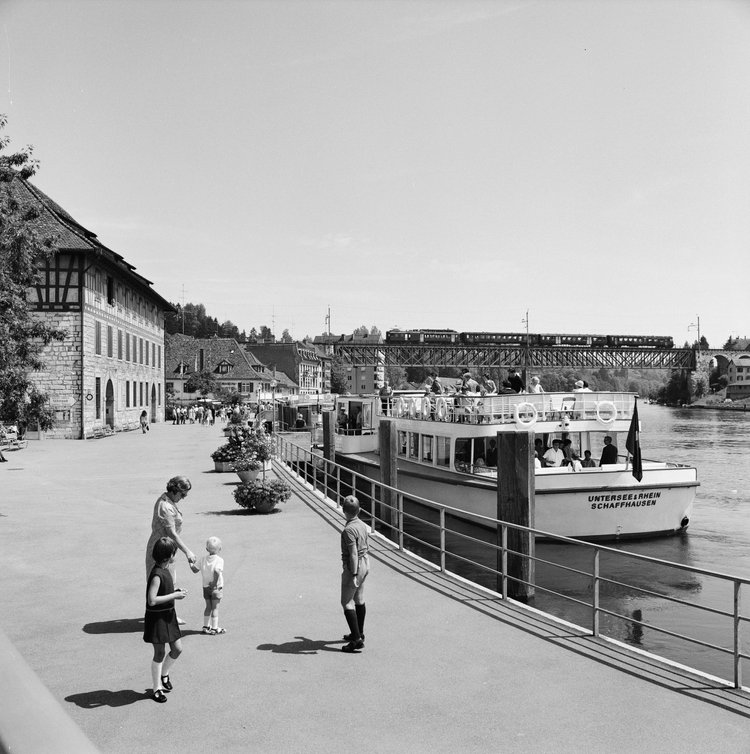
[385,329,674,349]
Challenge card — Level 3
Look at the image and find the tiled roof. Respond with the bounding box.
[165,335,267,380]
[1,172,173,311]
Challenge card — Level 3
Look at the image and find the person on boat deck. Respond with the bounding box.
[561,438,574,464]
[534,451,542,469]
[568,451,583,472]
[486,438,498,467]
[430,372,444,395]
[481,373,497,394]
[534,438,546,466]
[337,408,349,432]
[379,381,393,415]
[573,379,592,393]
[461,372,479,392]
[528,376,544,394]
[582,449,597,468]
[600,435,618,465]
[507,368,525,393]
[543,439,565,467]
[500,380,515,394]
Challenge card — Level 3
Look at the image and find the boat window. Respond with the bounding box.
[421,435,433,463]
[436,436,450,467]
[409,432,420,459]
[397,430,407,456]
[454,438,471,473]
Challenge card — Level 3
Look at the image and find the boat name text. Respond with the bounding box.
[589,491,661,510]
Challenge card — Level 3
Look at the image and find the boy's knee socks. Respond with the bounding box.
[343,608,361,642]
[355,603,366,634]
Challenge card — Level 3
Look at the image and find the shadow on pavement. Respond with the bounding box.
[83,618,144,634]
[65,689,152,708]
[257,636,344,654]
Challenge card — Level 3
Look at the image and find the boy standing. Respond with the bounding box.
[340,495,369,653]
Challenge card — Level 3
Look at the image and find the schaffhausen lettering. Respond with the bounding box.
[589,491,661,510]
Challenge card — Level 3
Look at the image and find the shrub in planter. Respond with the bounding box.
[233,478,291,514]
[211,443,241,465]
[232,455,263,473]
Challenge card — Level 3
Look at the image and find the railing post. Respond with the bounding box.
[592,549,600,637]
[336,464,341,506]
[323,457,328,501]
[397,492,404,550]
[501,525,508,600]
[734,580,742,689]
[370,480,376,533]
[439,507,446,572]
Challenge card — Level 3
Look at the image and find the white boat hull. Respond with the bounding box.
[340,455,696,541]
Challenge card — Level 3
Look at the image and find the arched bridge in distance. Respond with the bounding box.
[333,343,697,370]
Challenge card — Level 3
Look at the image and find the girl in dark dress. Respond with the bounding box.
[144,537,187,703]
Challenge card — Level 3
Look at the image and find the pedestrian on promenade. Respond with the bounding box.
[140,410,149,433]
[146,476,196,625]
[144,536,187,703]
[340,495,370,653]
[191,536,226,635]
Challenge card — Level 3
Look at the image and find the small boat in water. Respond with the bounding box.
[331,390,697,541]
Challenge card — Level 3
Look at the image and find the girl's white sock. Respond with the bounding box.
[151,661,163,691]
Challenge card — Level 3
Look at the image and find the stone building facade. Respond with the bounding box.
[18,178,173,438]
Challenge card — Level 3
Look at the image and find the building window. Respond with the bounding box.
[95,377,101,419]
[125,380,130,407]
[158,345,162,369]
[158,384,161,405]
[139,382,143,406]
[133,381,137,407]
[117,330,123,360]
[107,326,113,357]
[139,338,144,364]
[145,382,149,406]
[145,340,150,366]
[125,331,130,361]
[95,321,102,355]
[107,276,115,305]
[152,343,156,367]
[165,382,174,393]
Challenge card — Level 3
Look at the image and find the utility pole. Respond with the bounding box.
[180,284,187,334]
[522,309,530,388]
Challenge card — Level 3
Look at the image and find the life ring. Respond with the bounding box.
[436,397,448,421]
[421,395,432,418]
[394,397,406,418]
[596,401,617,425]
[409,398,418,419]
[514,402,537,428]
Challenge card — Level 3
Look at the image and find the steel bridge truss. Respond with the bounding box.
[334,344,696,370]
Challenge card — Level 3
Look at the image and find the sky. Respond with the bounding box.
[2,0,749,347]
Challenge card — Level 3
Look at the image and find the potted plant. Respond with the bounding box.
[232,454,263,483]
[233,478,291,514]
[211,443,240,472]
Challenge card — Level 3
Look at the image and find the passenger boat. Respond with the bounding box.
[331,390,697,541]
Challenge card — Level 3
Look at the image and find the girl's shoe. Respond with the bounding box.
[160,675,172,692]
[213,627,226,634]
[201,626,213,635]
[153,690,168,703]
[343,633,365,643]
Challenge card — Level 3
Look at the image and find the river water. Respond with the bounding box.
[399,403,750,682]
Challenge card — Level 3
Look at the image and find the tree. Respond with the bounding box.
[184,370,218,397]
[280,328,293,343]
[330,355,349,394]
[723,336,737,350]
[0,115,65,429]
[258,325,272,340]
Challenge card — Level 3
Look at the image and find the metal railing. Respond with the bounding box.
[275,434,749,689]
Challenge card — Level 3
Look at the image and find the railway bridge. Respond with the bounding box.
[334,343,696,370]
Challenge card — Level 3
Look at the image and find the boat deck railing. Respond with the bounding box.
[275,433,749,690]
[378,390,636,427]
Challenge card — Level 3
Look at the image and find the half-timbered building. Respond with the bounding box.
[16,178,173,438]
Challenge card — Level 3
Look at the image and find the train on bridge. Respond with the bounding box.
[385,329,674,349]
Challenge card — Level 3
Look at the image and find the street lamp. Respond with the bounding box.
[270,380,277,434]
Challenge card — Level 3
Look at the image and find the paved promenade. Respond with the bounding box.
[2,422,750,753]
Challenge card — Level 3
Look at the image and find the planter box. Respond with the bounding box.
[214,461,234,473]
[236,462,271,484]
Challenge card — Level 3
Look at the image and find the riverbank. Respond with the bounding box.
[2,423,750,752]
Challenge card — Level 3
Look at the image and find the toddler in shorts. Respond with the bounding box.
[191,536,225,635]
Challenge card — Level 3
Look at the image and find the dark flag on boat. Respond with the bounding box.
[626,399,643,482]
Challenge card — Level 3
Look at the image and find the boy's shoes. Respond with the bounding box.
[152,690,168,703]
[341,639,364,653]
[213,627,226,634]
[160,675,172,692]
[202,626,213,634]
[343,633,364,643]
[202,626,227,635]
